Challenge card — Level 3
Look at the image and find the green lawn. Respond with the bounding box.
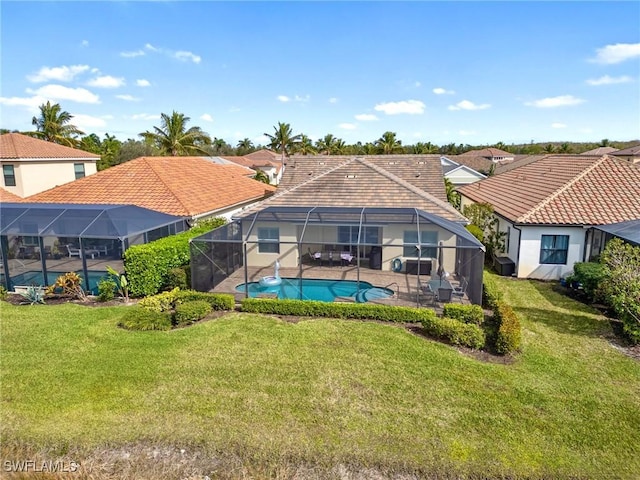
[1,275,639,479]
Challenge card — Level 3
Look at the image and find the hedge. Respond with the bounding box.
[482,274,503,309]
[442,304,485,326]
[174,300,212,326]
[175,290,236,311]
[124,218,225,297]
[117,307,172,331]
[422,316,486,350]
[240,298,437,323]
[494,300,522,354]
[569,262,606,303]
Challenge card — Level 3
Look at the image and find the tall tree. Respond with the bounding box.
[294,134,317,155]
[236,138,254,155]
[30,101,84,147]
[375,131,403,154]
[316,133,339,155]
[139,111,211,156]
[411,141,439,154]
[264,122,301,160]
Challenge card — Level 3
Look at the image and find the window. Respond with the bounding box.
[539,235,569,264]
[74,163,85,179]
[3,165,16,187]
[403,230,437,258]
[258,227,279,253]
[337,226,379,250]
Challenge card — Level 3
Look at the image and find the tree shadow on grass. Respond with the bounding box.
[513,303,613,340]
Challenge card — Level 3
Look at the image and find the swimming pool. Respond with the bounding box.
[10,271,108,295]
[236,278,394,303]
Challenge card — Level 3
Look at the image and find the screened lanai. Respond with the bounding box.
[0,203,186,293]
[190,206,485,305]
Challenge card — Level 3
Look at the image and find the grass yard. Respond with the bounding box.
[1,274,639,479]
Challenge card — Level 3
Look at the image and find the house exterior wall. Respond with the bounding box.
[197,198,271,222]
[446,169,484,185]
[1,159,97,197]
[517,225,586,279]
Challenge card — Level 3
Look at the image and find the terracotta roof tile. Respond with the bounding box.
[242,156,465,222]
[0,188,23,202]
[458,155,640,225]
[26,156,276,217]
[0,133,99,159]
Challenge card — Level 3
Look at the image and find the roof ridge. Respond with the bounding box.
[518,155,607,222]
[142,157,196,215]
[358,157,465,220]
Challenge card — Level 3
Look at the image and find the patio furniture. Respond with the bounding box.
[436,287,453,304]
[452,277,468,302]
[66,244,81,258]
[418,280,436,306]
[340,251,354,266]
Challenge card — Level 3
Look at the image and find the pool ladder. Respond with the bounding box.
[385,282,399,300]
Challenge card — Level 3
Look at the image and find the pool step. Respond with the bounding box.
[354,287,391,303]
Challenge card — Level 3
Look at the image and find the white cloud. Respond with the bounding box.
[415,81,421,87]
[72,114,107,129]
[339,123,357,130]
[525,95,585,108]
[551,122,567,129]
[294,94,310,103]
[458,130,477,136]
[115,94,140,102]
[433,87,455,95]
[121,50,145,58]
[27,65,90,83]
[229,106,241,113]
[136,79,151,87]
[355,113,378,121]
[81,40,89,47]
[586,75,633,86]
[448,100,491,111]
[174,51,201,64]
[329,97,338,104]
[0,95,44,109]
[87,75,125,88]
[277,95,291,102]
[130,113,161,121]
[590,43,640,64]
[145,43,159,52]
[26,84,100,104]
[200,114,214,122]
[374,99,425,115]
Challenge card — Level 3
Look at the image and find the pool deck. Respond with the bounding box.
[213,264,468,310]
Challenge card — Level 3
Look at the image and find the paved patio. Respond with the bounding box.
[213,263,468,310]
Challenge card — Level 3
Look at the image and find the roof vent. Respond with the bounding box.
[345,174,357,179]
[388,161,399,165]
[418,161,426,165]
[318,161,325,165]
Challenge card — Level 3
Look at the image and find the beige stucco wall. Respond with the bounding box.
[243,221,458,273]
[1,159,97,197]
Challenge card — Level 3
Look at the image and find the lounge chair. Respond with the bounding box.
[452,277,468,302]
[66,244,81,258]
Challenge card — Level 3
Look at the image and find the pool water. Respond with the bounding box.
[10,271,108,295]
[236,278,393,303]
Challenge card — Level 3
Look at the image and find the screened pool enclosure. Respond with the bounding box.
[0,203,186,293]
[190,206,485,305]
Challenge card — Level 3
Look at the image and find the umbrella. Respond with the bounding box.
[436,241,445,286]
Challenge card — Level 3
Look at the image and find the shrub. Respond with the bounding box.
[174,300,212,326]
[422,316,485,349]
[0,285,7,301]
[465,224,484,243]
[138,288,181,313]
[175,290,235,311]
[19,286,46,305]
[97,278,117,302]
[45,272,86,300]
[118,307,172,331]
[442,304,485,325]
[164,267,188,290]
[494,301,522,354]
[241,298,437,323]
[482,274,503,309]
[124,218,225,297]
[572,262,606,302]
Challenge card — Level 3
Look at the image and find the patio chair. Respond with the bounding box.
[418,280,436,306]
[436,287,453,304]
[452,277,468,302]
[66,244,81,258]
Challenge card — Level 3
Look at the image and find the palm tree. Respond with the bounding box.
[264,122,301,160]
[294,135,317,155]
[412,142,439,154]
[316,133,339,155]
[236,138,254,155]
[558,142,571,154]
[375,131,403,154]
[30,101,84,147]
[139,111,211,156]
[543,143,556,154]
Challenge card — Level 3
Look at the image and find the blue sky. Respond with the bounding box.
[1,1,639,147]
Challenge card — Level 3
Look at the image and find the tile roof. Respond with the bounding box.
[0,187,23,202]
[612,143,640,155]
[241,156,466,222]
[221,155,282,173]
[458,147,514,158]
[580,146,618,155]
[0,133,99,159]
[457,155,640,225]
[26,156,276,217]
[447,155,495,173]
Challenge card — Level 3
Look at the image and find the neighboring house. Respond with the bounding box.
[458,154,640,280]
[581,146,618,155]
[591,219,640,252]
[452,148,516,175]
[222,149,284,185]
[0,133,99,197]
[192,154,486,304]
[27,156,276,221]
[0,187,23,203]
[440,156,486,185]
[612,144,640,164]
